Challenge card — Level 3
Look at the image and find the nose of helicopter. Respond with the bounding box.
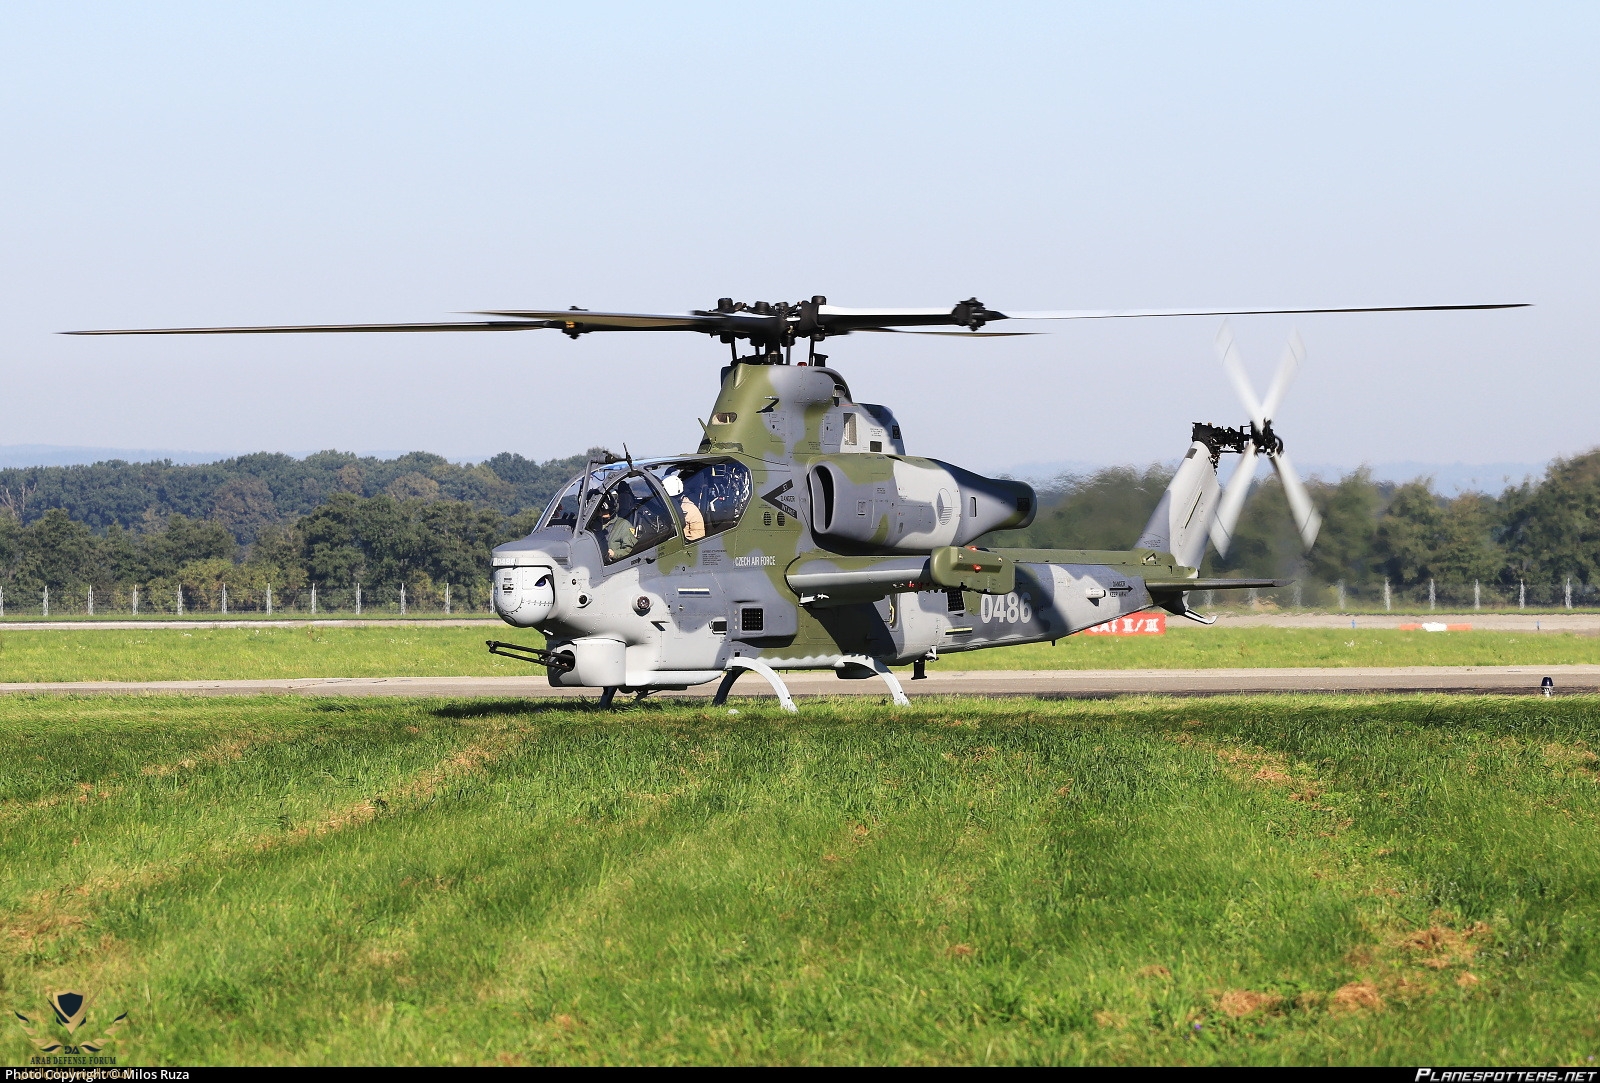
[493,565,555,626]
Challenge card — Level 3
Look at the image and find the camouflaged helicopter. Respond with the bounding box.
[72,295,1525,708]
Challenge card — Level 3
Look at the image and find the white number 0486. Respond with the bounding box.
[979,591,1032,624]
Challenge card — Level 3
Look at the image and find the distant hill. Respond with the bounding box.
[0,449,601,543]
[0,444,248,468]
[1002,457,1547,497]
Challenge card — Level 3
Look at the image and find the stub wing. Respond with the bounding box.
[786,547,1017,606]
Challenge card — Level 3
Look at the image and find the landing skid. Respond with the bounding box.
[712,657,799,714]
[835,655,911,706]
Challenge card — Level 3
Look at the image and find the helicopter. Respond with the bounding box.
[72,296,1526,709]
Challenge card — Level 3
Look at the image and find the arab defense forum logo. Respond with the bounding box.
[13,990,127,1061]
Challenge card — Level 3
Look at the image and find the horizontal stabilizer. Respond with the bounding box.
[1144,577,1286,593]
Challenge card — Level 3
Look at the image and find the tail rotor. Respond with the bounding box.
[1206,323,1322,557]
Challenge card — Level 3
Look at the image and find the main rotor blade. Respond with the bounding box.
[997,302,1530,320]
[1216,323,1265,428]
[1270,448,1323,551]
[1209,442,1258,559]
[65,320,562,335]
[472,310,723,332]
[67,299,1531,338]
[854,328,1039,337]
[1259,329,1305,422]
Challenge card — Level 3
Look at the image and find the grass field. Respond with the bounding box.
[0,625,1596,683]
[0,626,518,682]
[4,693,1600,1065]
[0,620,1593,681]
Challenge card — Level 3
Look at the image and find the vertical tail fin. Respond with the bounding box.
[1134,440,1221,570]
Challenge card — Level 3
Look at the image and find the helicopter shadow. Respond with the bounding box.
[432,698,606,720]
[430,697,694,720]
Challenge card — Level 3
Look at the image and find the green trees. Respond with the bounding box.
[293,493,506,609]
[19,510,92,591]
[0,493,534,614]
[994,449,1600,607]
[0,448,598,542]
[1500,451,1600,587]
[987,465,1175,550]
[0,446,607,613]
[6,442,1600,613]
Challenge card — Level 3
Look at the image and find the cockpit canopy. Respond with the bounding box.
[538,457,754,562]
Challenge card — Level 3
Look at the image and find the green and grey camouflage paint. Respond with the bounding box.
[490,362,1213,691]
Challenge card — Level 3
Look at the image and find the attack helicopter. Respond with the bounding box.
[72,296,1526,708]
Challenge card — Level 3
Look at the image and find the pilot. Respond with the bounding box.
[594,490,638,561]
[664,472,705,542]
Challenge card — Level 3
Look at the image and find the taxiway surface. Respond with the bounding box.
[0,665,1591,699]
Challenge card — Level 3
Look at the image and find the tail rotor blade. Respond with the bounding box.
[1259,329,1305,421]
[1216,322,1265,428]
[1209,442,1258,558]
[1270,448,1322,551]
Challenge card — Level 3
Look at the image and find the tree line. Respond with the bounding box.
[0,449,602,614]
[0,444,1593,614]
[0,449,596,542]
[991,448,1600,608]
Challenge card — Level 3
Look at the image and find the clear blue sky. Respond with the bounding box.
[1,2,1593,474]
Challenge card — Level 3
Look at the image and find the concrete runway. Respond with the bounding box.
[0,665,1592,700]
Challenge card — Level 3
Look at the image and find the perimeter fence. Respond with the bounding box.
[3,577,1597,619]
[1197,577,1600,613]
[0,580,496,619]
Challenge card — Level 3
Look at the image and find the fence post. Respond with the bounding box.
[176,585,183,616]
[266,583,272,616]
[1428,578,1435,610]
[1337,580,1345,611]
[1566,577,1573,610]
[87,586,94,616]
[355,583,362,615]
[1292,580,1302,609]
[1519,580,1525,609]
[1474,580,1480,610]
[42,585,48,617]
[1383,578,1391,612]
[310,583,317,615]
[1,584,5,618]
[132,584,138,616]
[400,583,407,616]
[220,583,227,615]
[444,583,451,615]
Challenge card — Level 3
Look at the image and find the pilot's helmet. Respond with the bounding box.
[662,473,684,497]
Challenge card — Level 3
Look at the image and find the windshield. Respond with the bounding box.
[652,459,751,542]
[537,462,631,532]
[585,472,678,563]
[538,477,584,531]
[537,458,753,547]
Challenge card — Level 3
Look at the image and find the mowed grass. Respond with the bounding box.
[0,627,515,682]
[0,625,1596,683]
[951,626,1600,671]
[4,694,1600,1065]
